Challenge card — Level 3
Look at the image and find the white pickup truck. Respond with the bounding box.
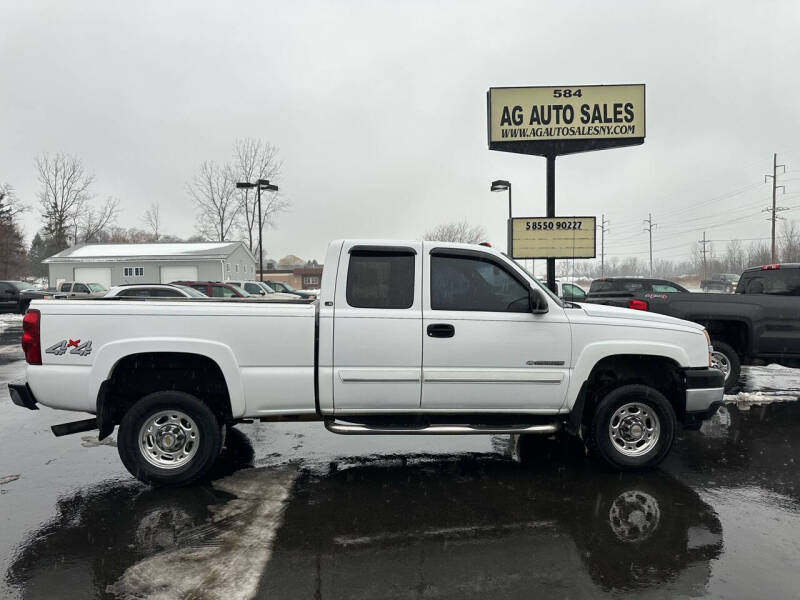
[9,240,724,486]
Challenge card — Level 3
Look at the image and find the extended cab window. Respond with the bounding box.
[59,283,71,292]
[652,284,680,293]
[431,254,528,313]
[346,251,415,309]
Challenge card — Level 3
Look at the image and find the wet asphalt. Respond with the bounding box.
[1,316,799,599]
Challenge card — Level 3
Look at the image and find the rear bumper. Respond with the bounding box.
[684,368,725,422]
[8,382,39,410]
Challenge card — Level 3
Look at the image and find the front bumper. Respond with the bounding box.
[684,368,725,423]
[8,382,39,410]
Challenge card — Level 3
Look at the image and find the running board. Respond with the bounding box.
[324,420,562,435]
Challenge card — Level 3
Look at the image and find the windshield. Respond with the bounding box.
[278,282,296,292]
[510,260,564,307]
[259,282,276,293]
[88,283,107,292]
[174,285,207,297]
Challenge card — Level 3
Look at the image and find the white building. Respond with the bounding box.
[44,242,257,288]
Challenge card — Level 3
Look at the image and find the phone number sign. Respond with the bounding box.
[512,217,596,259]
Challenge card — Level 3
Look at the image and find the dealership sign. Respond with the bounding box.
[487,84,645,156]
[511,217,596,259]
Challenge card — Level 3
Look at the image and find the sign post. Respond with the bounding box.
[487,84,645,291]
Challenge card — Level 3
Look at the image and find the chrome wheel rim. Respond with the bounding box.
[139,410,199,469]
[608,490,661,542]
[711,351,731,381]
[608,402,660,457]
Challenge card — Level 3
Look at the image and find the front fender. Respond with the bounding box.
[90,338,245,418]
[565,340,692,411]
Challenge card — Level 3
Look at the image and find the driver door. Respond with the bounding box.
[421,245,571,411]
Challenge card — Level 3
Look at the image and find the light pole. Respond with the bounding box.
[490,180,512,256]
[236,179,279,281]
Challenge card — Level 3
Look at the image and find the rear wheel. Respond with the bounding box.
[710,340,740,392]
[118,391,223,487]
[588,384,676,471]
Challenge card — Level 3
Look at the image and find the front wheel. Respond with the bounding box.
[710,340,740,392]
[117,391,223,487]
[588,384,676,471]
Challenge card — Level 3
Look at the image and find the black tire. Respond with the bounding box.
[710,340,741,392]
[587,384,676,471]
[117,391,223,487]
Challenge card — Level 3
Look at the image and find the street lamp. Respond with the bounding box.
[490,180,512,255]
[236,179,280,282]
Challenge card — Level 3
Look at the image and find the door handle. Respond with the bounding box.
[427,323,455,338]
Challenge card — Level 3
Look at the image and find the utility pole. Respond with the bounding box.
[599,214,609,276]
[699,231,711,281]
[764,153,787,263]
[643,213,656,276]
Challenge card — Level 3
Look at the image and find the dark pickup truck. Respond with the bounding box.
[585,267,800,390]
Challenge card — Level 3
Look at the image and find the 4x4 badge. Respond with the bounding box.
[45,339,92,357]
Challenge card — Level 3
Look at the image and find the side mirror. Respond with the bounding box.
[260,290,266,295]
[529,288,549,314]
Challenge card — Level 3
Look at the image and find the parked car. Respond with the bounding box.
[57,282,108,297]
[555,280,587,302]
[10,239,723,486]
[225,280,299,300]
[584,265,800,390]
[0,281,40,313]
[171,281,252,298]
[104,284,208,298]
[262,280,317,298]
[588,278,689,300]
[700,273,740,293]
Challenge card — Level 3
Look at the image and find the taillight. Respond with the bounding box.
[761,264,780,270]
[628,299,648,311]
[21,309,41,365]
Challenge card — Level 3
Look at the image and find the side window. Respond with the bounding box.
[563,283,586,300]
[73,283,89,293]
[152,288,182,297]
[245,283,261,294]
[60,283,71,292]
[346,251,415,309]
[622,281,645,292]
[190,285,207,294]
[431,255,529,313]
[652,284,680,293]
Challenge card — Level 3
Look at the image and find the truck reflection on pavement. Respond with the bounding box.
[7,429,722,599]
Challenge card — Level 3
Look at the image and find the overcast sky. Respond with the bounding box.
[1,1,799,268]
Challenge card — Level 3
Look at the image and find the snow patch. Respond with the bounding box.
[724,391,799,410]
[108,467,297,600]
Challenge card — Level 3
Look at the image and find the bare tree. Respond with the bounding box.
[35,153,95,248]
[79,197,120,243]
[746,241,771,268]
[188,161,240,241]
[142,202,161,241]
[423,220,487,244]
[724,239,746,274]
[779,220,800,263]
[232,138,288,252]
[0,184,28,277]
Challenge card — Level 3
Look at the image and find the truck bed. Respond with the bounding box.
[27,298,318,418]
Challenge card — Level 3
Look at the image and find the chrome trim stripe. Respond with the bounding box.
[686,387,725,412]
[423,370,563,384]
[338,369,420,383]
[324,421,562,435]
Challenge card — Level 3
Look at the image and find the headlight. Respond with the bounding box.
[703,329,712,366]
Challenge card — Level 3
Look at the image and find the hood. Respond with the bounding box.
[573,302,705,332]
